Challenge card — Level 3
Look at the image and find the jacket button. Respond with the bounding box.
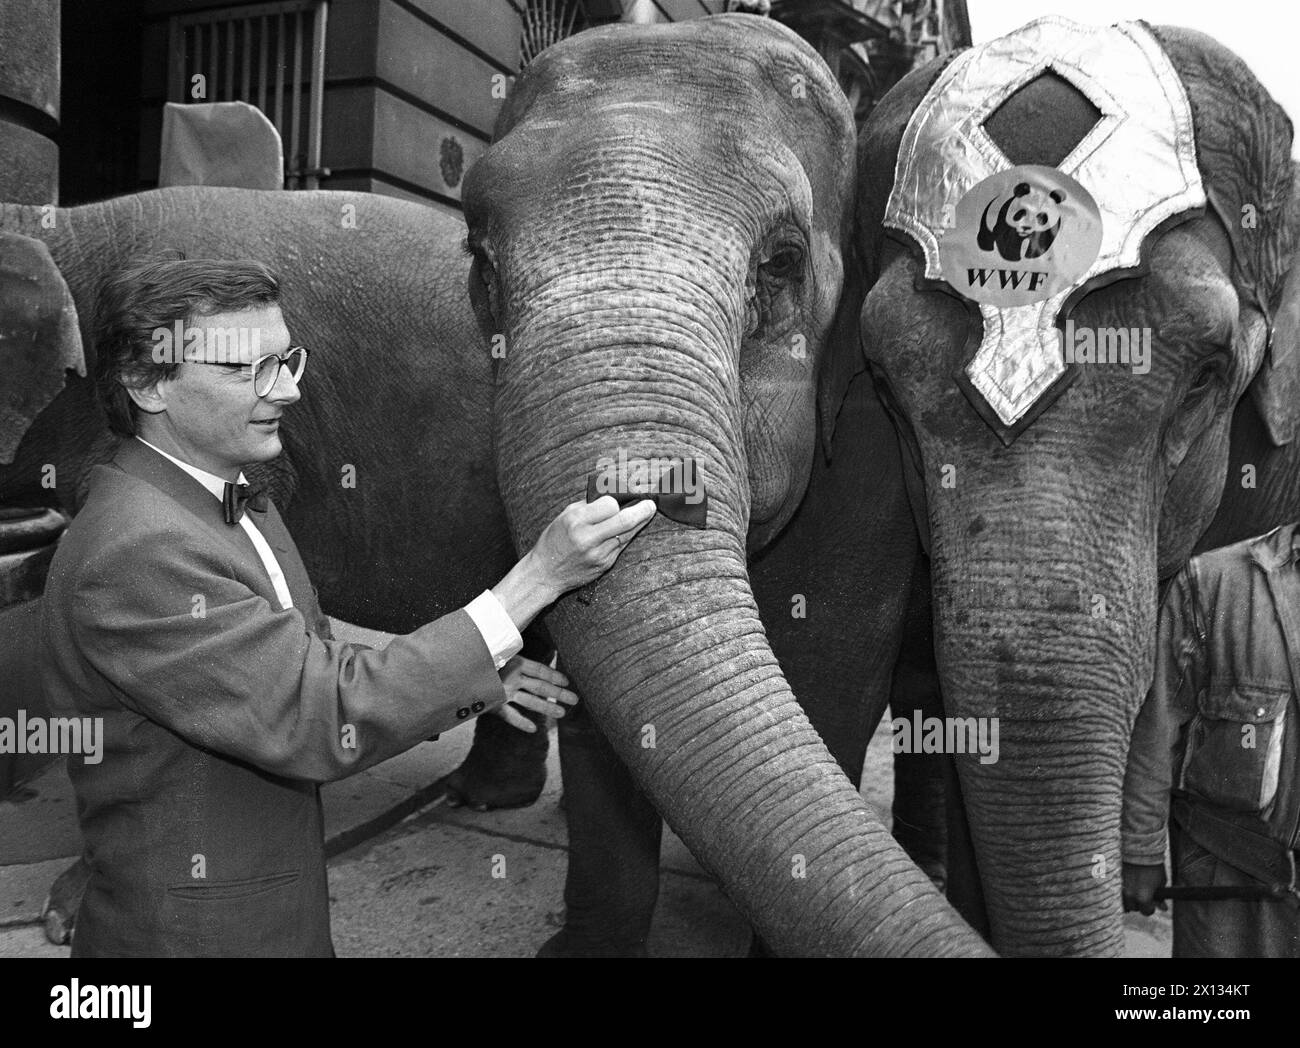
[456,706,471,719]
[471,701,485,713]
[1257,707,1266,717]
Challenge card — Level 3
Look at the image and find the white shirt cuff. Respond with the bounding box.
[464,590,524,670]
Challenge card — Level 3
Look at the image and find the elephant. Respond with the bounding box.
[458,12,987,956]
[537,331,949,956]
[853,17,1300,956]
[0,14,983,956]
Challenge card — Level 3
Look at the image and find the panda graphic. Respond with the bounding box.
[977,181,1065,262]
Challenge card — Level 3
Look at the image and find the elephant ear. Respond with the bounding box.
[831,53,957,464]
[1248,166,1300,445]
[0,233,85,465]
[817,238,866,460]
[1151,25,1299,446]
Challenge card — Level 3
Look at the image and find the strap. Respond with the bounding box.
[1173,796,1298,894]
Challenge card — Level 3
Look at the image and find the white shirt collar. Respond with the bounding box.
[135,436,247,499]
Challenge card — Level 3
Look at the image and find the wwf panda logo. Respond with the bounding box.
[937,165,1102,308]
[978,181,1065,262]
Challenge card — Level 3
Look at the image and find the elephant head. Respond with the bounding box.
[463,14,988,955]
[856,18,1300,955]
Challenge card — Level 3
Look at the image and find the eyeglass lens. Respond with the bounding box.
[254,347,307,397]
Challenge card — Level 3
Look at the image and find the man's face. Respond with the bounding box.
[134,303,300,480]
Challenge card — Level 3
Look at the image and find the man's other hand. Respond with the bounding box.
[1122,862,1168,915]
[494,655,578,733]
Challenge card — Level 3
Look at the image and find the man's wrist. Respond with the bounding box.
[463,591,524,669]
[491,550,562,632]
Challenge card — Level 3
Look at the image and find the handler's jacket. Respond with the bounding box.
[1123,523,1300,889]
[41,438,508,957]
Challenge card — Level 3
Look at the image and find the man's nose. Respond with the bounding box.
[265,362,302,405]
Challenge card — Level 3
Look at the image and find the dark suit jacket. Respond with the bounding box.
[40,438,506,957]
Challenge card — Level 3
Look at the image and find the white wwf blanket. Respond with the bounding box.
[883,17,1205,435]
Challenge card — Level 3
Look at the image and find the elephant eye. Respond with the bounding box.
[472,250,496,284]
[759,246,803,281]
[466,243,501,324]
[1188,361,1217,394]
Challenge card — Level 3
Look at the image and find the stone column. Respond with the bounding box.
[0,0,59,204]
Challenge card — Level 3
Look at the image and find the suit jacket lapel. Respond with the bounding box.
[112,439,281,607]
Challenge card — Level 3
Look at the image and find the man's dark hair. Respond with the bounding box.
[93,254,282,436]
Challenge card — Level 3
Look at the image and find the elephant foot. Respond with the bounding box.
[41,855,90,946]
[535,927,649,958]
[440,707,550,811]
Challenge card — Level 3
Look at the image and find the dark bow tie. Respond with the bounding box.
[584,472,708,529]
[222,482,268,525]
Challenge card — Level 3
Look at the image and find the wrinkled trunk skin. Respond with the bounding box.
[926,445,1157,957]
[494,278,988,956]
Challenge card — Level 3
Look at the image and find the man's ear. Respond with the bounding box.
[1248,172,1300,446]
[817,249,867,461]
[0,232,85,464]
[126,380,168,419]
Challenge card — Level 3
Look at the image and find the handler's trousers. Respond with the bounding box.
[1171,823,1300,958]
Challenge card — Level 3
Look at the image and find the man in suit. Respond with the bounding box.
[41,256,655,957]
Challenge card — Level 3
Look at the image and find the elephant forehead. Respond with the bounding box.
[883,16,1205,441]
[478,121,817,240]
[496,18,851,160]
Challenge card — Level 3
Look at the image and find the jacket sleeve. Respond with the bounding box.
[1121,565,1205,865]
[68,522,507,783]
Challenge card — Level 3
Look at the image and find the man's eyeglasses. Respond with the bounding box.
[189,347,309,398]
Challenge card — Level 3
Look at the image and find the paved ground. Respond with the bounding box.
[0,622,1171,958]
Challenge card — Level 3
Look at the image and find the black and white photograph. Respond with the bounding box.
[0,0,1296,1019]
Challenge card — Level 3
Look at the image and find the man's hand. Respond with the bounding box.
[530,496,657,594]
[1122,862,1168,915]
[491,496,657,632]
[493,655,579,733]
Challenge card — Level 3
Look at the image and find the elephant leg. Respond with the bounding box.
[892,748,947,891]
[942,755,991,941]
[440,627,551,810]
[538,697,663,958]
[888,557,948,889]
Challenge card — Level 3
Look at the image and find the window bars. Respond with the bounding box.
[167,1,329,189]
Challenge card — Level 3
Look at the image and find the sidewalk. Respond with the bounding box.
[0,619,1170,957]
[0,713,751,958]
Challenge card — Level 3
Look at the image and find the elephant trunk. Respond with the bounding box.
[494,277,989,956]
[927,471,1157,956]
